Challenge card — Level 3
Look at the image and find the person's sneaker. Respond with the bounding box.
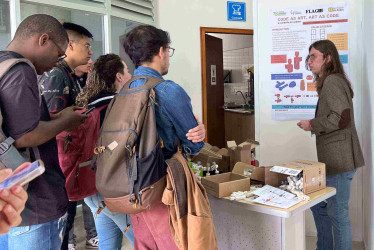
[86,236,99,249]
[68,243,76,250]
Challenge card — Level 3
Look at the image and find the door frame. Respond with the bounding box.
[200,27,254,140]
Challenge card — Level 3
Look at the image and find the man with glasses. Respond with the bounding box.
[124,25,205,249]
[0,14,87,249]
[40,22,93,114]
[39,23,98,250]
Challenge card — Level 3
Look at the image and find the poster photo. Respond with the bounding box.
[269,3,349,120]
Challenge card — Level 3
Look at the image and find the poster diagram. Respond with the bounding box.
[269,3,349,120]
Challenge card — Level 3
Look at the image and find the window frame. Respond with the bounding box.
[9,0,155,53]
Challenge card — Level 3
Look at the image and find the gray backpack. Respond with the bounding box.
[93,76,167,214]
[0,58,35,170]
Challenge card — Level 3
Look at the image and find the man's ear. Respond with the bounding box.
[67,40,74,51]
[38,34,49,46]
[158,46,165,58]
[115,72,122,82]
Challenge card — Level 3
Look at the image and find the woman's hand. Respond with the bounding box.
[297,120,311,131]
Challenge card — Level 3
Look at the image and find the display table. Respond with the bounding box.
[209,187,336,250]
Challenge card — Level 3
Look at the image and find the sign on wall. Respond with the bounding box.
[269,3,349,120]
[227,1,246,22]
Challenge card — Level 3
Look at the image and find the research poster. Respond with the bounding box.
[269,3,349,120]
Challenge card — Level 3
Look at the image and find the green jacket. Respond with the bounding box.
[311,74,364,175]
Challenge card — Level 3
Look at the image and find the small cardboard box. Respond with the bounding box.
[265,166,288,187]
[216,148,230,173]
[233,162,265,182]
[227,139,260,170]
[192,143,222,165]
[201,163,251,198]
[267,160,326,194]
[192,144,231,173]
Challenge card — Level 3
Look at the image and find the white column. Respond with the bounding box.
[9,0,21,39]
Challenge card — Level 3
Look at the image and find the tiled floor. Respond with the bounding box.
[74,206,364,250]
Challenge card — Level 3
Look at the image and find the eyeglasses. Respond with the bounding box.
[306,54,323,62]
[167,47,175,57]
[73,40,92,51]
[50,38,67,62]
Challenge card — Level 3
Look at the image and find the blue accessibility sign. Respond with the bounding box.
[227,1,246,22]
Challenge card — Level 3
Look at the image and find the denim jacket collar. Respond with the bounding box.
[134,66,164,79]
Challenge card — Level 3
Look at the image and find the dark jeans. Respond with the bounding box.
[60,200,97,249]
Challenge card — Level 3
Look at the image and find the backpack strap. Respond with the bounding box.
[0,58,36,169]
[88,95,115,106]
[120,76,164,92]
[0,58,36,81]
[0,58,36,141]
[143,76,165,90]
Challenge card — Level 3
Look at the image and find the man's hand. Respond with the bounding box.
[58,106,88,132]
[15,107,87,149]
[0,163,29,234]
[297,120,311,131]
[186,116,206,143]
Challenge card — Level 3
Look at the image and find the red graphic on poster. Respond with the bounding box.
[307,82,317,91]
[284,95,302,103]
[300,80,305,91]
[275,94,282,103]
[271,55,287,64]
[285,59,294,73]
[294,52,302,70]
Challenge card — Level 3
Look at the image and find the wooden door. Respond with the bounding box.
[205,34,225,148]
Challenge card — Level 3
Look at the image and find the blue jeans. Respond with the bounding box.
[0,214,67,250]
[311,169,356,250]
[84,193,134,249]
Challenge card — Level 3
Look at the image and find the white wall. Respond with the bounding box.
[363,0,374,248]
[155,0,253,119]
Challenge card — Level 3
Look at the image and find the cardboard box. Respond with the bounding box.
[192,143,222,165]
[267,160,326,194]
[201,163,251,198]
[192,144,231,173]
[227,139,259,170]
[233,162,265,182]
[216,148,230,173]
[265,166,287,187]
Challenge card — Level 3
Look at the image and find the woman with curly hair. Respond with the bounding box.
[77,53,135,249]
